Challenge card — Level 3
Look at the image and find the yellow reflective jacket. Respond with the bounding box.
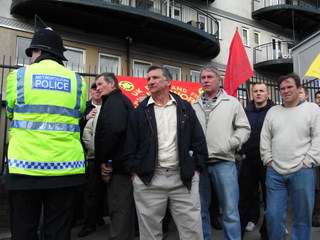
[6,59,87,176]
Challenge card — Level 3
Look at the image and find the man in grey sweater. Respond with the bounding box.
[260,73,320,240]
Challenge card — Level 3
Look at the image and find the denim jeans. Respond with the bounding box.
[199,162,241,240]
[265,166,316,240]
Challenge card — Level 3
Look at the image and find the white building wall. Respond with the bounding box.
[0,0,13,19]
[212,0,253,19]
[208,0,293,70]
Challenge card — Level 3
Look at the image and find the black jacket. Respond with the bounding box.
[239,99,274,162]
[79,100,96,134]
[123,92,208,190]
[95,88,134,174]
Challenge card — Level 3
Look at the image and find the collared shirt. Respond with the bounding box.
[201,90,221,125]
[147,94,179,168]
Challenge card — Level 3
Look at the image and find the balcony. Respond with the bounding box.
[197,0,215,3]
[252,0,320,38]
[10,0,220,59]
[253,41,295,75]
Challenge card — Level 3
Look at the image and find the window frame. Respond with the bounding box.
[64,46,86,73]
[133,59,152,78]
[98,53,121,75]
[163,65,181,81]
[254,31,260,47]
[242,27,250,47]
[198,14,207,31]
[16,37,31,66]
[190,70,200,83]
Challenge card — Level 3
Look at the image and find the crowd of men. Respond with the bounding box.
[4,28,320,240]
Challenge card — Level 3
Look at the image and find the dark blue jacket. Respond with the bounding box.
[123,92,208,190]
[239,99,274,162]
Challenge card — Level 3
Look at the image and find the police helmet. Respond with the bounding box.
[25,27,67,61]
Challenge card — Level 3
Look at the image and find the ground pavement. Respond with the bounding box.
[1,210,320,240]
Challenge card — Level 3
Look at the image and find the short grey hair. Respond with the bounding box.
[200,64,221,79]
[95,72,119,88]
[147,66,172,80]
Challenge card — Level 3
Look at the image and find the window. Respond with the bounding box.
[169,5,181,20]
[270,0,279,5]
[190,70,200,83]
[242,28,249,46]
[238,82,247,99]
[198,15,207,31]
[164,65,181,81]
[254,31,260,47]
[15,37,84,71]
[271,37,282,59]
[212,19,221,39]
[16,37,31,66]
[99,54,120,74]
[133,60,152,78]
[64,47,85,73]
[136,0,154,10]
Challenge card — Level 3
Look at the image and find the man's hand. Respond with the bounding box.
[86,108,97,120]
[131,173,137,181]
[302,163,310,168]
[101,163,112,177]
[267,161,273,166]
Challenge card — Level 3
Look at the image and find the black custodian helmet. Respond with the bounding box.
[25,27,67,61]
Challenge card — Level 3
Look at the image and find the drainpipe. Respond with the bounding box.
[126,36,132,76]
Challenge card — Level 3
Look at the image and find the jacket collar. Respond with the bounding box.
[101,88,121,102]
[246,99,274,112]
[140,92,186,111]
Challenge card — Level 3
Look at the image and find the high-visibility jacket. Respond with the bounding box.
[6,59,87,176]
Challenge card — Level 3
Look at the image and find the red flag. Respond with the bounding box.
[223,29,253,97]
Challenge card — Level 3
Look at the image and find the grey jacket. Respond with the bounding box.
[192,89,250,163]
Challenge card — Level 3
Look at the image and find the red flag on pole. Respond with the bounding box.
[223,29,253,97]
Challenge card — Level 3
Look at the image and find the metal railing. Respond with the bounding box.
[102,0,219,37]
[253,41,296,65]
[253,0,320,11]
[5,54,313,171]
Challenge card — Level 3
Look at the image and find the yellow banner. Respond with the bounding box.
[305,54,320,79]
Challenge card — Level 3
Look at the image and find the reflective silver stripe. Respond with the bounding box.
[8,159,85,170]
[14,104,81,118]
[17,67,26,104]
[6,103,13,114]
[75,73,82,110]
[12,120,80,132]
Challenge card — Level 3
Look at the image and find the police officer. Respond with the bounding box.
[5,28,87,240]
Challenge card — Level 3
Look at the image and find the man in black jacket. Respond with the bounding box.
[95,72,135,240]
[238,83,274,240]
[124,66,208,240]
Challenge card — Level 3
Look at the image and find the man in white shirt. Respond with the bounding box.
[78,82,103,237]
[124,66,208,240]
[260,73,320,240]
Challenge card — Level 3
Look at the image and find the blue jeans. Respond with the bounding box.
[265,166,316,240]
[199,162,241,240]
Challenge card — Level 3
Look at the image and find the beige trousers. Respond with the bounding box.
[133,167,203,240]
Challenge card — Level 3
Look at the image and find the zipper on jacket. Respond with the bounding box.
[145,108,159,167]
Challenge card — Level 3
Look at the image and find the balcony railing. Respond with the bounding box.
[253,41,296,64]
[104,0,219,37]
[253,0,320,11]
